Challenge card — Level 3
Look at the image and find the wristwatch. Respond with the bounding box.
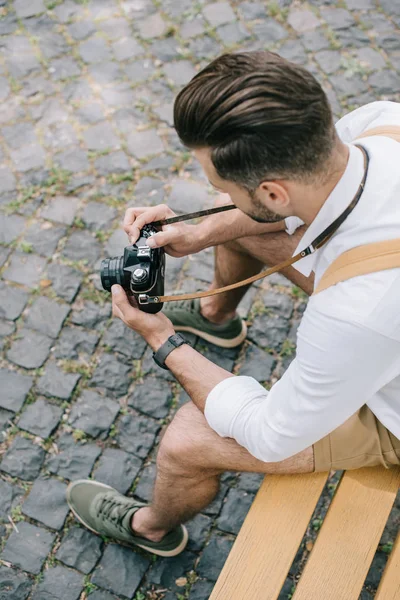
[152,333,189,370]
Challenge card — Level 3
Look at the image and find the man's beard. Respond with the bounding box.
[245,192,284,224]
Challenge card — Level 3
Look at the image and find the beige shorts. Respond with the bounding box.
[313,405,400,472]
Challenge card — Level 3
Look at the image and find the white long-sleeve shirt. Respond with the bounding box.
[204,101,400,463]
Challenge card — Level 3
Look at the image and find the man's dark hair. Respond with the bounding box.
[174,51,336,190]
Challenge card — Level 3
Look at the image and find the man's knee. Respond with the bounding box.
[157,403,219,477]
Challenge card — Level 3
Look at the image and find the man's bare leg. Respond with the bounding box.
[132,402,314,541]
[201,222,314,324]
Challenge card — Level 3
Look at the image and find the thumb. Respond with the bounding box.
[147,226,177,249]
[111,285,131,316]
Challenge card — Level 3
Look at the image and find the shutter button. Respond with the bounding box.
[132,268,147,282]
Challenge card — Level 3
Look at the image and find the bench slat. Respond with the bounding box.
[293,466,400,600]
[375,532,400,600]
[209,472,329,600]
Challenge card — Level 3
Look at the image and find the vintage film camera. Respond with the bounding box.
[100,225,165,314]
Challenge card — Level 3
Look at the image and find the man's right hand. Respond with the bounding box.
[123,204,205,258]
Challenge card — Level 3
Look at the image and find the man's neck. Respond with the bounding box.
[291,142,350,226]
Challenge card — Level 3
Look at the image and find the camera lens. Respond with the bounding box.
[100,256,124,292]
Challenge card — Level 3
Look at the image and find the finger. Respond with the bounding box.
[111,285,133,320]
[123,207,149,231]
[146,226,178,249]
[133,204,176,233]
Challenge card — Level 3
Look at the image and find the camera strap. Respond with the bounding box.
[139,145,369,307]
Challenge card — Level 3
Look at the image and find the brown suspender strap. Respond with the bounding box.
[313,238,400,295]
[314,126,400,295]
[356,125,400,143]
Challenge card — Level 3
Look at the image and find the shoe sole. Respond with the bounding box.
[66,479,189,558]
[174,319,247,348]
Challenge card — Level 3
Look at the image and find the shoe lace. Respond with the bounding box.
[95,494,133,532]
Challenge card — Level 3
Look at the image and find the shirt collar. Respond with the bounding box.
[292,143,365,277]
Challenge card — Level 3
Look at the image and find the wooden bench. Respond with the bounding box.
[210,466,400,599]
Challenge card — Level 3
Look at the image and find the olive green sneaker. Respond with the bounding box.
[66,480,188,557]
[163,298,247,348]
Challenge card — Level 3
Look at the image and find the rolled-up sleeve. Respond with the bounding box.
[204,297,400,463]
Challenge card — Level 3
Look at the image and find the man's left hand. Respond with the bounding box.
[111,285,175,351]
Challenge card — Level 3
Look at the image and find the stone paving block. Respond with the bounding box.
[0,436,45,480]
[248,313,290,352]
[354,47,386,71]
[197,532,234,581]
[94,150,130,174]
[25,296,70,338]
[0,565,32,600]
[153,102,174,126]
[67,20,96,40]
[203,484,229,516]
[0,166,16,194]
[2,122,37,149]
[237,343,275,382]
[148,550,196,591]
[0,407,13,433]
[237,471,264,494]
[116,412,160,458]
[164,60,197,87]
[141,346,176,381]
[2,252,47,288]
[93,448,142,493]
[39,195,79,225]
[55,326,99,360]
[47,262,83,303]
[252,18,287,42]
[188,580,215,600]
[203,2,236,27]
[76,102,105,125]
[22,477,69,530]
[102,320,147,359]
[82,201,117,231]
[134,461,156,501]
[137,13,166,39]
[180,18,206,39]
[56,526,103,574]
[237,1,265,20]
[369,70,400,95]
[49,56,81,81]
[92,544,150,598]
[99,16,131,40]
[0,247,10,268]
[83,122,120,152]
[113,37,145,61]
[127,128,164,159]
[37,362,81,400]
[217,487,254,535]
[186,512,213,552]
[133,175,165,203]
[169,180,212,213]
[262,289,294,319]
[69,390,119,438]
[46,436,101,480]
[39,32,69,60]
[217,21,251,45]
[331,72,368,98]
[128,377,173,418]
[0,282,28,320]
[14,0,45,17]
[9,143,46,172]
[89,354,132,397]
[0,368,32,412]
[30,565,84,600]
[63,230,101,265]
[0,213,26,245]
[1,521,55,575]
[71,300,111,330]
[18,398,62,438]
[23,221,66,256]
[315,50,342,74]
[79,37,111,64]
[288,7,320,33]
[84,591,117,600]
[0,479,24,523]
[88,61,125,85]
[100,83,135,107]
[55,147,90,172]
[320,7,356,30]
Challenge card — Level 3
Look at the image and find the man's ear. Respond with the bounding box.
[258,181,290,210]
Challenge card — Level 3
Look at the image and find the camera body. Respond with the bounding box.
[100,225,165,314]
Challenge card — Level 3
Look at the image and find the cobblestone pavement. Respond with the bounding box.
[0,0,399,598]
